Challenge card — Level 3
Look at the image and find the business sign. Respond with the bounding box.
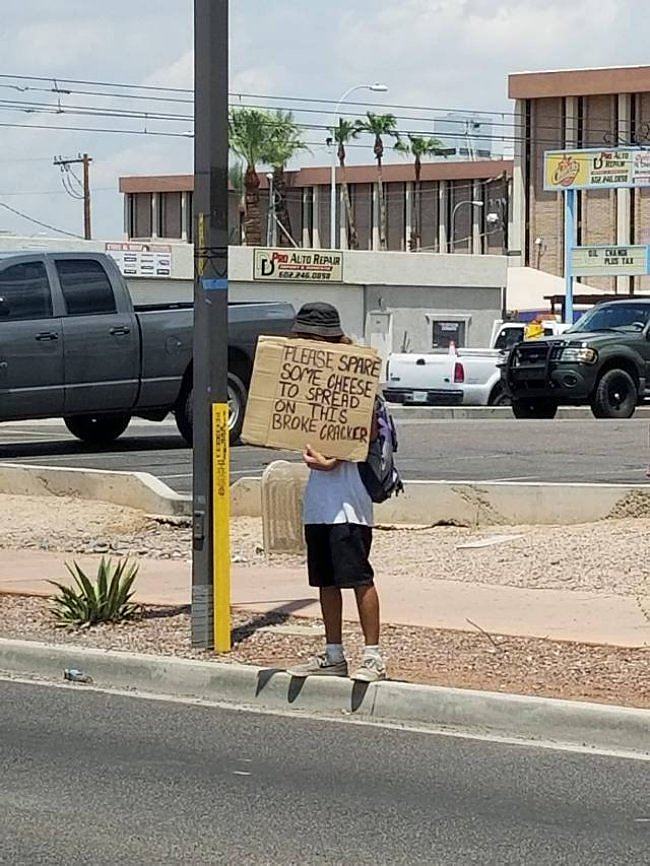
[571,245,650,277]
[253,247,343,282]
[105,242,172,278]
[544,148,650,192]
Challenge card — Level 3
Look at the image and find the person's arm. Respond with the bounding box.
[303,444,340,472]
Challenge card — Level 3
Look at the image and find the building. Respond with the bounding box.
[509,64,650,293]
[119,158,511,256]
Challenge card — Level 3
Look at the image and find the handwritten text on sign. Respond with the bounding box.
[242,337,381,461]
[272,343,380,445]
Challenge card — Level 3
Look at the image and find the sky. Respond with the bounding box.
[0,0,644,240]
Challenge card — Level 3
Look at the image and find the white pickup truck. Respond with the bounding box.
[384,320,569,407]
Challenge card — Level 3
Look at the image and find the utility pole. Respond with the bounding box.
[192,0,231,650]
[54,153,92,239]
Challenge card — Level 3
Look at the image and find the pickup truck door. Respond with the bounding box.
[0,259,64,419]
[54,257,139,414]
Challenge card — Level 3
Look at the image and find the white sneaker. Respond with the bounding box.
[351,656,387,682]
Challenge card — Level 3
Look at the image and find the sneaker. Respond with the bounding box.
[351,656,387,683]
[287,653,348,678]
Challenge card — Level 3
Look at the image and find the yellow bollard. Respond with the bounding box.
[211,402,231,652]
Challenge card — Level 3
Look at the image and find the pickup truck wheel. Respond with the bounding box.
[64,414,131,445]
[175,372,247,447]
[591,369,637,419]
[511,399,558,419]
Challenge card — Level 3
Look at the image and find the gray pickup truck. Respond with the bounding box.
[0,251,294,444]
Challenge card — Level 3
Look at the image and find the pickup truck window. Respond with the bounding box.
[56,259,117,316]
[0,261,52,321]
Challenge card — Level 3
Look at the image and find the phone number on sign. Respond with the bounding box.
[278,270,335,280]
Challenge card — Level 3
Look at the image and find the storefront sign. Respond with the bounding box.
[571,244,650,276]
[253,248,343,282]
[544,148,650,192]
[105,242,172,277]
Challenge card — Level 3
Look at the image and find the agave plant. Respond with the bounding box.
[48,558,141,627]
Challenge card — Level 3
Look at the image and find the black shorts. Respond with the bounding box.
[305,523,374,589]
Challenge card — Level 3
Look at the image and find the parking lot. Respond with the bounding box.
[1,416,649,494]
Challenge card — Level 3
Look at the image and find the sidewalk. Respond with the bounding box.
[1,548,647,648]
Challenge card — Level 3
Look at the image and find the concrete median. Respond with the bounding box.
[0,638,647,757]
[3,461,650,527]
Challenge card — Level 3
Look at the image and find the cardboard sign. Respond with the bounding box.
[242,337,381,461]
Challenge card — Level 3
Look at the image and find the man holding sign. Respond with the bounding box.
[244,302,393,682]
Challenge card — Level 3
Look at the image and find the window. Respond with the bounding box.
[56,259,116,316]
[432,320,466,349]
[0,261,52,321]
[494,327,525,350]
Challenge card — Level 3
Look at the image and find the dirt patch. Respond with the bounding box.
[0,594,647,709]
[1,493,649,598]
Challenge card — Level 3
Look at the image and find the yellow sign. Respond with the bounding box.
[571,245,650,277]
[544,148,650,191]
[212,402,231,652]
[253,248,343,282]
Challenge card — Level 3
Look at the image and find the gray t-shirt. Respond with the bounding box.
[303,461,373,526]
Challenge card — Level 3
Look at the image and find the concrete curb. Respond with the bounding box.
[1,638,648,756]
[0,462,191,517]
[389,405,650,420]
[3,461,650,526]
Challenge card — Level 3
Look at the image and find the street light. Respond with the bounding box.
[330,83,388,249]
[450,199,483,252]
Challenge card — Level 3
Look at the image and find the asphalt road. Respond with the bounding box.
[1,416,649,494]
[1,679,648,865]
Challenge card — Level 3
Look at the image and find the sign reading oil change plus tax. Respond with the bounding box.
[253,248,343,282]
[242,336,381,461]
[571,245,650,277]
[544,148,650,191]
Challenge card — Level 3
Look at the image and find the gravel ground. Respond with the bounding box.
[1,493,648,599]
[0,594,647,709]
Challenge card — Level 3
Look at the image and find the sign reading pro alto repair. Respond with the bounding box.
[253,248,343,282]
[242,337,381,461]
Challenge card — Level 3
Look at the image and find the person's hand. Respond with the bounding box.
[303,444,339,471]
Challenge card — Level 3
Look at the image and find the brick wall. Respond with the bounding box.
[529,97,564,276]
[634,93,650,292]
[581,95,617,290]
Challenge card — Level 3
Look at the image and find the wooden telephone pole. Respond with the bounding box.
[54,153,92,239]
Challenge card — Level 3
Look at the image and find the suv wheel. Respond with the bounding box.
[591,369,637,419]
[511,398,558,419]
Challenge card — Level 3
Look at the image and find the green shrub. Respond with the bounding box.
[48,558,140,627]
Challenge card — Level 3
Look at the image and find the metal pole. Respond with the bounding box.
[564,188,575,325]
[82,154,92,240]
[192,0,231,650]
[450,200,483,252]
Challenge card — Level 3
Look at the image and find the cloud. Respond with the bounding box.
[0,0,644,238]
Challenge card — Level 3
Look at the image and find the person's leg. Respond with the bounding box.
[287,526,347,677]
[320,586,343,644]
[354,583,380,646]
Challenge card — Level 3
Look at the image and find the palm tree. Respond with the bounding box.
[228,162,245,244]
[395,134,446,251]
[333,118,363,250]
[360,112,399,250]
[229,108,272,246]
[264,111,308,246]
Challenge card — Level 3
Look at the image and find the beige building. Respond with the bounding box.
[509,64,650,293]
[119,159,511,256]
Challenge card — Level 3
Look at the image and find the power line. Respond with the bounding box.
[0,200,83,237]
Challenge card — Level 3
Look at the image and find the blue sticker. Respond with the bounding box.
[202,277,228,291]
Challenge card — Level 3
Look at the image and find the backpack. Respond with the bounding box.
[358,396,404,503]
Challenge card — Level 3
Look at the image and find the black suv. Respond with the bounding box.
[502,299,650,419]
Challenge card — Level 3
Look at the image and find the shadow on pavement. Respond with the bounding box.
[0,434,188,460]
